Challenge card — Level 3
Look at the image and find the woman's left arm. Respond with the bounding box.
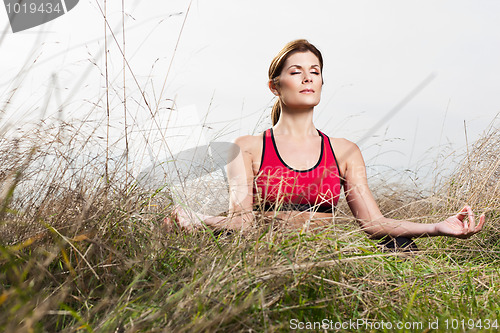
[339,139,485,239]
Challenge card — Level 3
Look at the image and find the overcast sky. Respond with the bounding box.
[1,0,500,187]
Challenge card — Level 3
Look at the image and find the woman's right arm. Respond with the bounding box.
[165,135,258,232]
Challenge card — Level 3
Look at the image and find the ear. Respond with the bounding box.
[268,79,279,96]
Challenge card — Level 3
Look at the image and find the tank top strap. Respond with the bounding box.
[317,129,344,185]
[258,128,276,172]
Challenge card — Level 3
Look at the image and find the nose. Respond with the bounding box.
[303,72,313,83]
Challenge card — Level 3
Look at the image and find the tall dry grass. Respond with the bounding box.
[1,111,499,332]
[1,1,499,331]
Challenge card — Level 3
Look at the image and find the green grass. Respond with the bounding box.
[1,184,499,332]
[1,114,499,333]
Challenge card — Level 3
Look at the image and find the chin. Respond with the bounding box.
[299,100,321,108]
[288,104,320,110]
[287,98,321,109]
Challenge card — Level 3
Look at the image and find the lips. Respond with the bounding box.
[300,89,315,93]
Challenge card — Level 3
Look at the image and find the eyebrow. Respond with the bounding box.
[287,64,321,70]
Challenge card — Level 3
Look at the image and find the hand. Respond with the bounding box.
[434,206,485,238]
[163,204,203,232]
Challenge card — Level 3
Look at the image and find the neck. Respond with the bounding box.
[273,106,316,137]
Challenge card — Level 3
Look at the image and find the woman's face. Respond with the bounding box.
[272,51,322,110]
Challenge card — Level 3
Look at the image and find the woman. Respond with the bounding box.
[166,39,485,244]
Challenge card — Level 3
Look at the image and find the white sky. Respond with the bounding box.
[1,0,500,187]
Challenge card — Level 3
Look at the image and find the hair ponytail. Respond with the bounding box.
[271,99,281,126]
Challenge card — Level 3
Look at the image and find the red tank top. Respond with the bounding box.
[254,128,343,212]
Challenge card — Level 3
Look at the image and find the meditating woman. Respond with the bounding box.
[165,39,485,247]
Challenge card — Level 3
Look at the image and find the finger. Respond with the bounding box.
[167,205,181,228]
[475,214,486,232]
[467,206,475,232]
[163,216,176,231]
[163,217,171,230]
[461,206,470,230]
[456,206,468,222]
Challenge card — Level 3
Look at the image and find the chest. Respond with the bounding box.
[273,136,322,170]
[251,136,322,175]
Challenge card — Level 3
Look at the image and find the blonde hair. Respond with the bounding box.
[268,39,324,125]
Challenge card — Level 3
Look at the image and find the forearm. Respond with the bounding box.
[361,217,437,238]
[201,210,328,232]
[189,211,254,232]
[202,211,313,231]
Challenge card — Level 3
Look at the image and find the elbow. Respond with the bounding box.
[227,211,254,232]
[357,218,387,239]
[361,226,384,239]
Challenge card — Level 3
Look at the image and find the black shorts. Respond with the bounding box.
[378,236,419,252]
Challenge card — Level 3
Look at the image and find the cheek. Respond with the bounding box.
[279,78,293,88]
[314,81,323,93]
[278,78,298,94]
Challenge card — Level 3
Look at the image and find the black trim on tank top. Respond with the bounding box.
[261,202,334,213]
[323,132,345,188]
[270,127,324,173]
[257,130,266,172]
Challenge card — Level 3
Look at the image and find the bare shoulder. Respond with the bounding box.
[325,136,365,175]
[233,133,262,154]
[328,137,361,158]
[233,132,264,162]
[234,134,260,149]
[232,133,264,174]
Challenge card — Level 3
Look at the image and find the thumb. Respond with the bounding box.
[456,206,468,221]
